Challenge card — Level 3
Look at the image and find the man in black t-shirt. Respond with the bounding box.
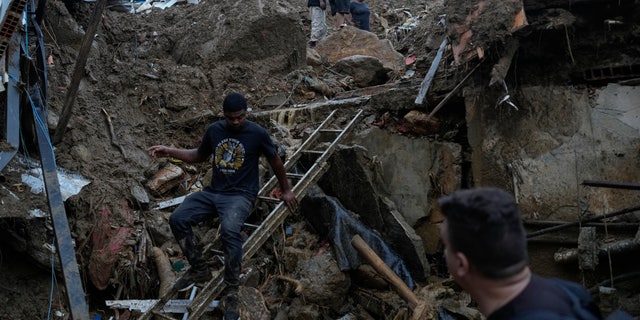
[148,92,297,320]
[438,188,602,320]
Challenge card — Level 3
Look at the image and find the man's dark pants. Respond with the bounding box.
[169,190,253,290]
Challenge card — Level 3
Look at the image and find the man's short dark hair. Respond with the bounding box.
[222,92,248,112]
[438,187,528,279]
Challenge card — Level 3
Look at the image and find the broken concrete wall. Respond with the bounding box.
[345,127,462,259]
[316,145,429,282]
[465,84,640,221]
[353,127,462,225]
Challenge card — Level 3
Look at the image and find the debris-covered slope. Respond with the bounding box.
[2,0,640,318]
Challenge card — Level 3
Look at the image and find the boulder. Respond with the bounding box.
[171,1,306,74]
[316,26,405,73]
[334,55,389,87]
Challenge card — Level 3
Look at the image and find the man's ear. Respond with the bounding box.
[451,251,470,278]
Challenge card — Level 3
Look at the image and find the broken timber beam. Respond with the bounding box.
[106,299,219,313]
[554,227,640,264]
[351,234,419,310]
[425,60,482,121]
[252,96,370,119]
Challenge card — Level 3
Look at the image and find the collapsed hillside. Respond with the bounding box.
[1,0,640,318]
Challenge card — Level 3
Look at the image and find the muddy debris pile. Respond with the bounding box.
[2,0,640,319]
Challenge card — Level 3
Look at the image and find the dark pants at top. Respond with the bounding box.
[169,189,253,290]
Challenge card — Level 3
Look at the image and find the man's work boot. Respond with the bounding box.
[173,263,211,292]
[174,235,210,291]
[223,292,240,320]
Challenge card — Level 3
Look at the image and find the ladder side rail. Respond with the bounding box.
[244,163,328,258]
[138,283,187,320]
[281,108,338,168]
[241,108,361,264]
[252,108,362,258]
[257,128,326,195]
[184,275,225,318]
[146,110,362,320]
[140,255,222,319]
[185,203,289,318]
[257,107,359,204]
[311,109,362,166]
[258,109,338,196]
[187,163,329,319]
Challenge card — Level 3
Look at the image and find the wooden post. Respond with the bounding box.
[351,234,419,310]
[52,0,108,144]
[425,60,482,121]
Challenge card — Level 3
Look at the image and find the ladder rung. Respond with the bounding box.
[301,150,324,154]
[162,110,364,320]
[320,129,342,133]
[243,222,260,228]
[258,196,282,203]
[286,173,305,179]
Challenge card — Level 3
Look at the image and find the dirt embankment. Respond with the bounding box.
[3,0,640,318]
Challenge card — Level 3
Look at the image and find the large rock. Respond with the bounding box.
[351,128,462,257]
[316,26,405,73]
[334,55,389,87]
[171,1,306,73]
[295,250,350,308]
[237,286,271,320]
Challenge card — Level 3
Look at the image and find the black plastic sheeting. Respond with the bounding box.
[302,190,416,290]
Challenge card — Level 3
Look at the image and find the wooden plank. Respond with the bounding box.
[351,235,420,310]
[52,0,108,144]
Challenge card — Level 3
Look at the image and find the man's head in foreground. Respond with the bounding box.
[438,187,528,287]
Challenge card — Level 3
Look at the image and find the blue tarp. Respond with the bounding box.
[302,191,415,289]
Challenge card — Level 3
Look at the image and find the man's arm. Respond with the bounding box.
[148,145,205,163]
[267,155,298,211]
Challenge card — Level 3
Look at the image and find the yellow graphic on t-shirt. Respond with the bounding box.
[214,138,245,174]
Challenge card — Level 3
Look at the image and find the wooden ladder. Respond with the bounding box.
[138,108,363,320]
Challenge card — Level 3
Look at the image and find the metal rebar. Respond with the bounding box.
[526,204,640,239]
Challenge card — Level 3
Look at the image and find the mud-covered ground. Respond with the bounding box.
[2,0,640,318]
[2,0,439,318]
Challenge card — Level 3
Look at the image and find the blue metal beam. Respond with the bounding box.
[0,31,20,172]
[30,85,90,320]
